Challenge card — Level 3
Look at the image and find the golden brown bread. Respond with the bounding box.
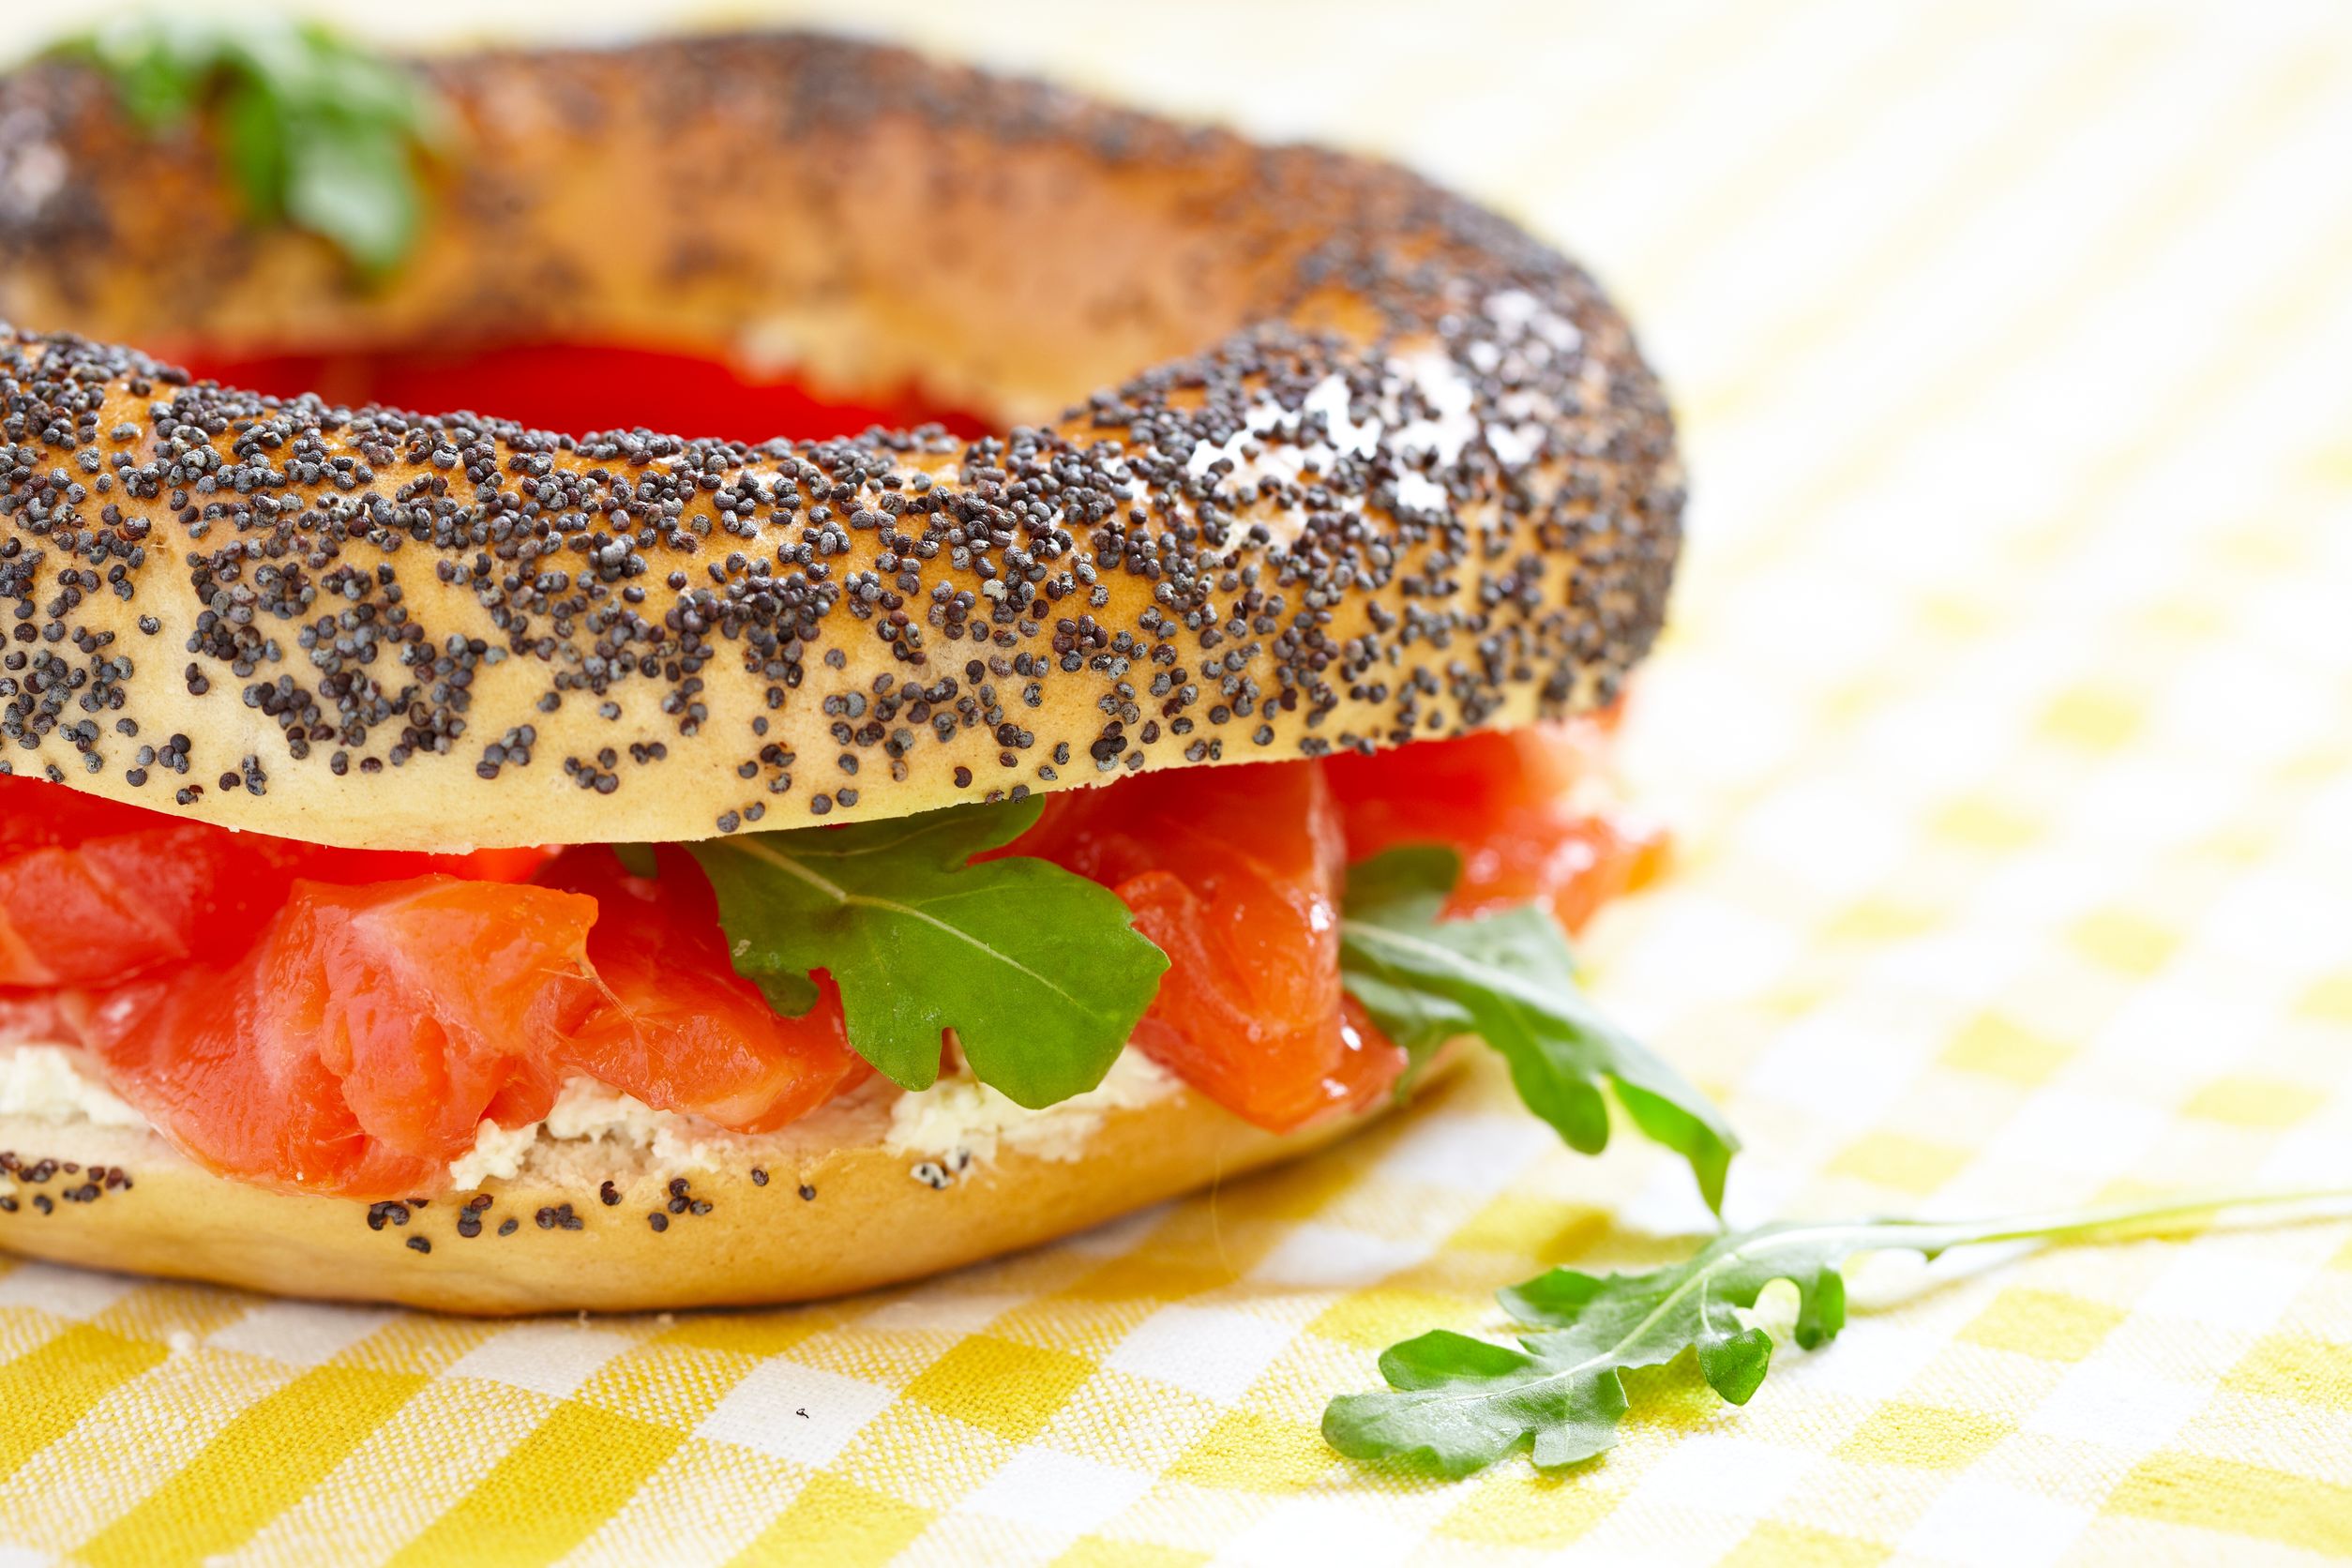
[0,1048,1464,1315]
[0,32,1681,852]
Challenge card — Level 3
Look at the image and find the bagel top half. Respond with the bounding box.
[0,32,1680,852]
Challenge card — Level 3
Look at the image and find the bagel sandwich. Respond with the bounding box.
[0,22,1723,1314]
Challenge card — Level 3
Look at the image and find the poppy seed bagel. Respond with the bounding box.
[0,31,1680,852]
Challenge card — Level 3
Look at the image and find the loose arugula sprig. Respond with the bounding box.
[1340,846,1738,1212]
[1324,1186,2352,1477]
[52,17,439,277]
[687,798,1168,1108]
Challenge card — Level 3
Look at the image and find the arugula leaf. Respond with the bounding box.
[1339,846,1738,1212]
[53,17,438,277]
[1325,1187,2352,1477]
[1326,1220,1871,1476]
[687,798,1168,1108]
[281,112,422,277]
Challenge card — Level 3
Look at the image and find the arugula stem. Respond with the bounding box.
[1882,1184,2352,1254]
[1668,1185,2352,1291]
[1530,1185,2352,1392]
[720,837,852,902]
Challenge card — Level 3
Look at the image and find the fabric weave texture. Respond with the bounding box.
[1,0,2348,1562]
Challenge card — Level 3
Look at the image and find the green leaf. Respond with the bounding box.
[1326,1186,2352,1478]
[687,799,1169,1108]
[1324,1219,1888,1476]
[283,117,420,278]
[50,17,438,278]
[217,77,287,220]
[1338,845,1738,1211]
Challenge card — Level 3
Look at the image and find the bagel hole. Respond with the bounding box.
[163,340,990,445]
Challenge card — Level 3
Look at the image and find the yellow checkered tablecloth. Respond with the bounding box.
[4,0,2351,1561]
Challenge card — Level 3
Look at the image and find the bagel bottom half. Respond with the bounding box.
[0,1048,1466,1316]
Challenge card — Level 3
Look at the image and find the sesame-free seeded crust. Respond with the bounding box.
[0,32,1679,850]
[0,1048,1465,1314]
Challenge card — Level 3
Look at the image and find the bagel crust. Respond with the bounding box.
[0,1049,1462,1315]
[0,32,1680,852]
